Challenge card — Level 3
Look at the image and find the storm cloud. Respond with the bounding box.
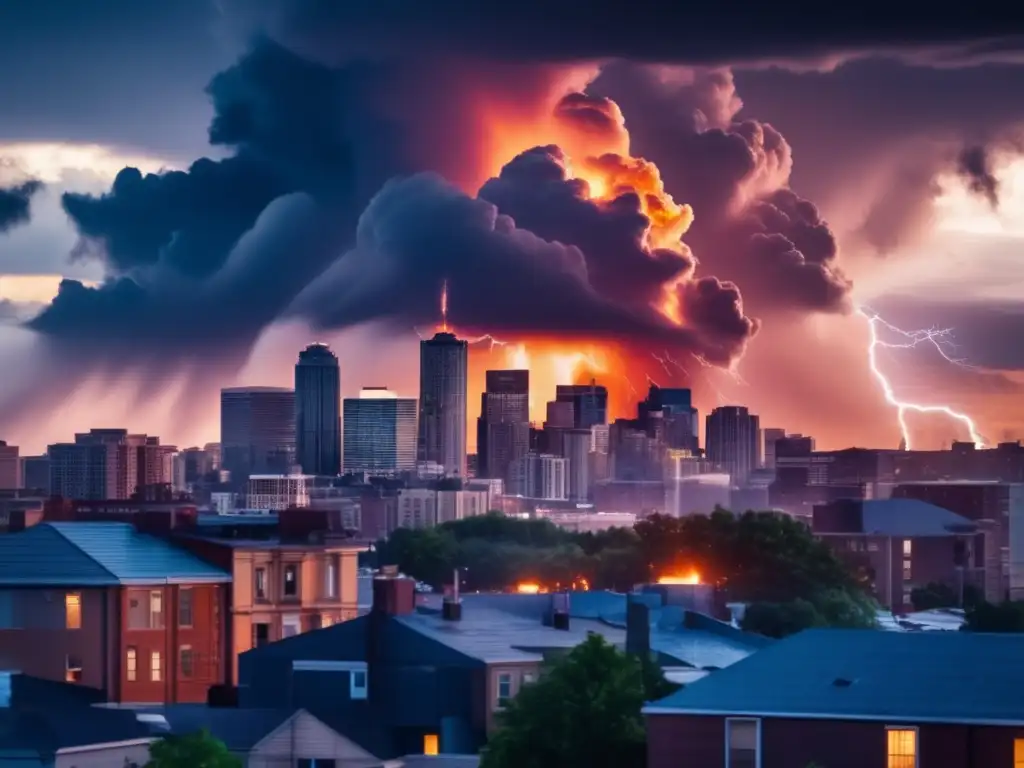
[0,180,43,233]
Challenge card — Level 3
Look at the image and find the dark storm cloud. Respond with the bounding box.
[288,172,757,365]
[589,66,851,314]
[258,0,1024,66]
[957,146,1000,207]
[0,180,43,233]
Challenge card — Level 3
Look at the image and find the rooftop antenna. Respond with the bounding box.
[441,279,449,333]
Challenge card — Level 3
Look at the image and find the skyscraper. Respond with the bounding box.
[418,332,468,477]
[555,381,608,429]
[295,343,342,476]
[705,405,761,485]
[638,385,699,452]
[343,387,418,474]
[220,387,296,484]
[477,369,530,486]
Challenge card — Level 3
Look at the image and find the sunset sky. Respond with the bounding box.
[2,3,1024,454]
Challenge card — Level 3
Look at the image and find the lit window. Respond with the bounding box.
[325,558,338,599]
[282,614,301,638]
[151,651,162,683]
[903,560,912,580]
[886,727,917,768]
[1014,738,1024,768]
[65,655,83,683]
[496,672,512,707]
[65,593,81,630]
[126,647,137,682]
[725,718,759,768]
[178,588,193,627]
[321,614,334,628]
[149,590,164,629]
[903,539,913,557]
[423,734,439,756]
[255,567,267,600]
[284,564,298,597]
[350,669,368,700]
[180,645,194,678]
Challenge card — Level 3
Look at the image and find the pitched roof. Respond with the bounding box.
[148,705,293,751]
[644,629,1024,725]
[858,499,977,537]
[0,705,150,756]
[0,523,231,585]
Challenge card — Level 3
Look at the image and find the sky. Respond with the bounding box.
[2,2,1024,454]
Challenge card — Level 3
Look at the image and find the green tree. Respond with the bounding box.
[480,635,669,768]
[147,730,240,768]
[911,581,982,611]
[963,599,1024,632]
[741,599,824,638]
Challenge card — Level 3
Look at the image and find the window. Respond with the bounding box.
[151,651,162,682]
[725,718,760,768]
[255,567,267,600]
[350,669,368,700]
[178,588,193,627]
[903,539,913,557]
[423,734,439,756]
[321,614,334,628]
[253,622,270,647]
[284,564,298,597]
[903,560,912,580]
[324,557,338,599]
[126,647,137,682]
[886,727,917,768]
[65,592,81,629]
[1014,738,1024,768]
[180,645,194,678]
[522,671,536,685]
[65,655,82,683]
[496,672,513,707]
[282,614,301,638]
[127,589,163,630]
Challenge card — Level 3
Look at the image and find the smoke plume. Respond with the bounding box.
[0,180,42,233]
[957,145,1000,208]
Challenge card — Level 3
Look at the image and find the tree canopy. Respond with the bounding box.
[962,599,1024,632]
[147,730,240,768]
[377,509,875,635]
[911,580,981,611]
[480,634,676,768]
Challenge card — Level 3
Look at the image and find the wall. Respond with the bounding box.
[646,714,1024,768]
[483,662,539,736]
[248,710,380,767]
[0,587,113,694]
[54,740,152,768]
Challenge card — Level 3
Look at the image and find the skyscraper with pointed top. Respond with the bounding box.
[418,331,468,478]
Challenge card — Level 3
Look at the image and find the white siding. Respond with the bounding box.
[248,710,381,767]
[54,741,152,768]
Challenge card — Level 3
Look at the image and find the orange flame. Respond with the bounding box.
[657,570,702,585]
[516,582,543,594]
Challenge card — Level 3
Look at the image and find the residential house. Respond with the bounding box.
[238,571,767,759]
[813,498,981,611]
[172,511,367,682]
[0,671,154,767]
[0,522,231,703]
[645,629,1024,768]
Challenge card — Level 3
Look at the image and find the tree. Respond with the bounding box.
[911,581,982,611]
[741,599,824,638]
[480,635,671,768]
[962,600,1024,632]
[147,730,240,768]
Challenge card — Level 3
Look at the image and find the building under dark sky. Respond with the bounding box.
[418,332,468,478]
[705,405,761,485]
[477,369,530,487]
[555,381,608,430]
[343,387,417,475]
[295,343,342,476]
[220,386,296,485]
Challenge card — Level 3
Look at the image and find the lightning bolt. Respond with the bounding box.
[857,306,985,450]
[440,279,449,332]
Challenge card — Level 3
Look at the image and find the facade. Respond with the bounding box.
[645,629,1024,768]
[0,441,19,489]
[0,522,230,704]
[509,453,568,501]
[555,382,608,429]
[247,475,313,511]
[393,488,491,530]
[342,387,418,474]
[705,406,761,486]
[761,427,786,470]
[664,473,732,517]
[563,428,592,501]
[638,386,699,452]
[174,533,365,682]
[20,455,49,492]
[220,387,296,485]
[295,343,342,477]
[47,429,171,501]
[417,332,468,478]
[813,498,981,611]
[476,370,530,487]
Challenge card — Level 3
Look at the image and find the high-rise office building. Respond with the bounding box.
[47,429,172,500]
[0,441,19,489]
[20,455,49,492]
[295,343,342,476]
[705,406,761,485]
[220,387,296,484]
[509,453,569,500]
[563,428,593,501]
[418,332,468,477]
[638,385,699,452]
[762,427,787,470]
[343,387,418,474]
[477,370,530,485]
[555,381,608,429]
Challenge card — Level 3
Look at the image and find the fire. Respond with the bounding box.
[516,582,543,594]
[657,570,702,585]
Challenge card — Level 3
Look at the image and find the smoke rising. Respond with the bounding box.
[957,145,1000,207]
[0,180,42,233]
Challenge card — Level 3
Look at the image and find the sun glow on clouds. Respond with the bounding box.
[0,142,173,184]
[935,155,1024,237]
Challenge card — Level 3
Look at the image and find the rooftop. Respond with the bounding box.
[860,499,976,536]
[0,522,231,586]
[407,591,764,668]
[645,629,1024,725]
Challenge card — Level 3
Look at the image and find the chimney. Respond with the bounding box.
[442,568,462,621]
[625,596,650,658]
[550,592,570,630]
[371,566,416,616]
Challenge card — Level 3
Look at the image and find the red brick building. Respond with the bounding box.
[0,521,230,703]
[645,629,1024,768]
